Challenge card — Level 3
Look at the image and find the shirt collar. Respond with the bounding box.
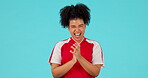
[70,37,86,45]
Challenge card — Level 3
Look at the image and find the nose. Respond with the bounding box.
[75,28,80,32]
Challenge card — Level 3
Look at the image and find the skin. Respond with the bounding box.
[68,18,86,43]
[51,18,102,78]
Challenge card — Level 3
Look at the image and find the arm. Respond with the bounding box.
[51,55,76,78]
[77,56,102,77]
[70,43,102,77]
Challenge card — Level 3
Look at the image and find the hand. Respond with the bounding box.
[70,43,81,59]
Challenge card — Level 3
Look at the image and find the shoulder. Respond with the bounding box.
[85,38,101,46]
[55,38,71,47]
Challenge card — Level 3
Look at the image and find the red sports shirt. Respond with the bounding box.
[49,37,104,78]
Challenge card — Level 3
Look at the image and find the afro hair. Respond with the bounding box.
[60,3,90,28]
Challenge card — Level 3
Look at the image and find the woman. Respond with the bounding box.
[49,3,104,78]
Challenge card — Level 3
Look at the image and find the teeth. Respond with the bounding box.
[75,33,80,36]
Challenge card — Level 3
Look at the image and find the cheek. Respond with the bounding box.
[69,29,74,34]
[81,28,86,33]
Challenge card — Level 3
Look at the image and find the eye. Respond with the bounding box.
[70,25,76,28]
[79,24,84,27]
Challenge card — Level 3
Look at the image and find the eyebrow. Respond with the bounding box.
[79,24,84,26]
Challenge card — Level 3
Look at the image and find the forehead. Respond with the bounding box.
[69,18,84,25]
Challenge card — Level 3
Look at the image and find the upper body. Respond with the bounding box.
[48,3,104,78]
[49,37,104,78]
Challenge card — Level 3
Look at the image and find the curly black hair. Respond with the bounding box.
[60,3,90,28]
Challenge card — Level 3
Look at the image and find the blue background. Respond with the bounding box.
[0,0,148,78]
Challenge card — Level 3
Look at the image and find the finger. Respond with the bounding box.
[73,44,76,48]
[73,43,78,48]
[73,43,79,50]
[71,46,76,52]
[70,50,75,54]
[75,43,80,47]
[71,45,75,50]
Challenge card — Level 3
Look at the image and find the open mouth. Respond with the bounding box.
[74,33,81,38]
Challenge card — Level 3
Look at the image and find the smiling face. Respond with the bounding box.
[68,18,86,43]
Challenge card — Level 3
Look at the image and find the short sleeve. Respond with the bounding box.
[48,42,64,65]
[92,42,104,68]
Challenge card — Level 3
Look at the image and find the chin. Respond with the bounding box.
[74,37,83,41]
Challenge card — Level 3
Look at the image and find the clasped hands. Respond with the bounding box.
[70,43,82,63]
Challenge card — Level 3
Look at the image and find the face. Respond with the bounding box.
[68,18,86,43]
